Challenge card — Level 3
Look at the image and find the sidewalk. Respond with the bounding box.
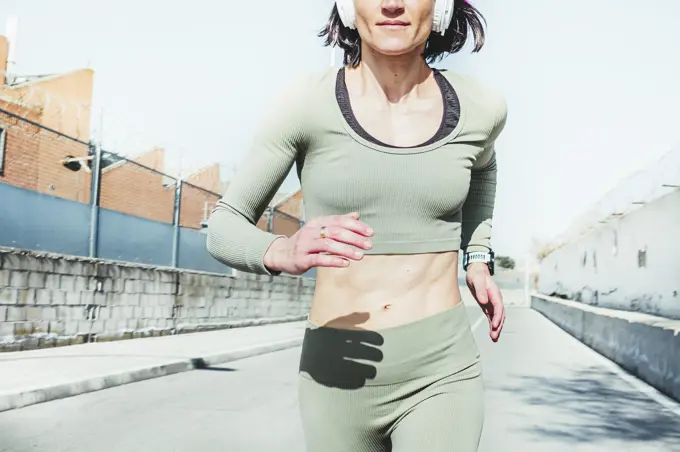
[0,283,528,414]
[0,320,307,413]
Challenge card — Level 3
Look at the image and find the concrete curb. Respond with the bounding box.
[0,337,302,413]
[1,315,309,353]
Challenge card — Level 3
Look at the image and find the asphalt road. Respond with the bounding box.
[1,307,679,452]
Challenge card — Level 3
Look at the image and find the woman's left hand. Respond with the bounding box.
[466,263,506,343]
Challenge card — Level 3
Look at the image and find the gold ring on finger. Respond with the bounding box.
[319,226,327,239]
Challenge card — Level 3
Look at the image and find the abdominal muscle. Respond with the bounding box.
[309,251,462,331]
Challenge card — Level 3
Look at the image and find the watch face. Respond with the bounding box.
[464,251,495,275]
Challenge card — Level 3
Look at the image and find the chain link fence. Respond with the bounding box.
[0,105,305,274]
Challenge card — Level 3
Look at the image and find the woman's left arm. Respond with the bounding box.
[460,145,498,255]
[461,98,508,343]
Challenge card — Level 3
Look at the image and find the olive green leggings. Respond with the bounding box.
[297,302,484,452]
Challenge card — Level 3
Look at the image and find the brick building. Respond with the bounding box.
[0,35,93,204]
[0,32,304,237]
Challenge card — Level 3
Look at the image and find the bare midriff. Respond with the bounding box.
[310,251,461,330]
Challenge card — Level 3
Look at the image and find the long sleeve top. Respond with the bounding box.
[207,67,507,275]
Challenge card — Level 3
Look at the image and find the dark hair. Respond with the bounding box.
[319,0,486,67]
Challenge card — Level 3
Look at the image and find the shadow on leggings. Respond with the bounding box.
[298,322,385,390]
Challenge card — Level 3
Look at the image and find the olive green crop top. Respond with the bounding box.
[206,67,508,275]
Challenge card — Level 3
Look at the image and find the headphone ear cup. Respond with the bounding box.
[432,0,456,35]
[336,0,357,29]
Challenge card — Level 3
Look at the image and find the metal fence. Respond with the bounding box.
[552,142,680,248]
[0,105,305,275]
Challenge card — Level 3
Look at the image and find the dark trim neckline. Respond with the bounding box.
[335,67,461,149]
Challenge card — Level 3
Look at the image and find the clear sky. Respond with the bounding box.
[1,0,679,260]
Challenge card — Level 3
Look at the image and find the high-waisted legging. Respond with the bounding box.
[297,302,484,452]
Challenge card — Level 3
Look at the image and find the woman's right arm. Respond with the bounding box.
[207,78,373,275]
[206,82,307,275]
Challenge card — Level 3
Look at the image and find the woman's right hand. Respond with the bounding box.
[263,212,374,275]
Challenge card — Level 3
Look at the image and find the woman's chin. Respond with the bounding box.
[367,42,421,58]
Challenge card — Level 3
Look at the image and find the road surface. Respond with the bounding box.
[1,307,679,452]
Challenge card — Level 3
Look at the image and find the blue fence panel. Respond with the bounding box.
[97,209,174,267]
[0,183,91,256]
[1,182,311,277]
[178,228,231,274]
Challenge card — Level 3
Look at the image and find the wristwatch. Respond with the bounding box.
[463,250,495,275]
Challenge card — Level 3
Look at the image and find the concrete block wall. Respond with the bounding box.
[0,247,314,351]
[532,294,680,402]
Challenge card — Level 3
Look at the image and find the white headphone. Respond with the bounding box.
[336,0,456,36]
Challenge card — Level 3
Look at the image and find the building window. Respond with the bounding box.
[612,230,618,256]
[0,127,6,176]
[638,248,647,268]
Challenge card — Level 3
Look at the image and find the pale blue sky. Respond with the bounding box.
[1,0,679,259]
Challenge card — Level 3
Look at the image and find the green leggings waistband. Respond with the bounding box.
[299,302,481,387]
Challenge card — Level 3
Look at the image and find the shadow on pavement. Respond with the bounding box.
[189,357,238,372]
[196,366,237,372]
[491,365,680,445]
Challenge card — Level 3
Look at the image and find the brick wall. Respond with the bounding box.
[36,133,91,204]
[271,190,304,237]
[180,164,222,230]
[253,210,302,238]
[0,101,40,190]
[252,190,305,238]
[272,212,302,238]
[100,148,175,224]
[0,36,7,88]
[2,69,94,142]
[184,163,221,193]
[0,247,314,351]
[277,190,304,219]
[0,101,91,204]
[97,150,231,231]
[180,182,220,229]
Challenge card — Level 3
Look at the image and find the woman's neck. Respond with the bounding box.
[349,45,433,104]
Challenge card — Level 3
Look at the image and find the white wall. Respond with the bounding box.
[538,189,680,319]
